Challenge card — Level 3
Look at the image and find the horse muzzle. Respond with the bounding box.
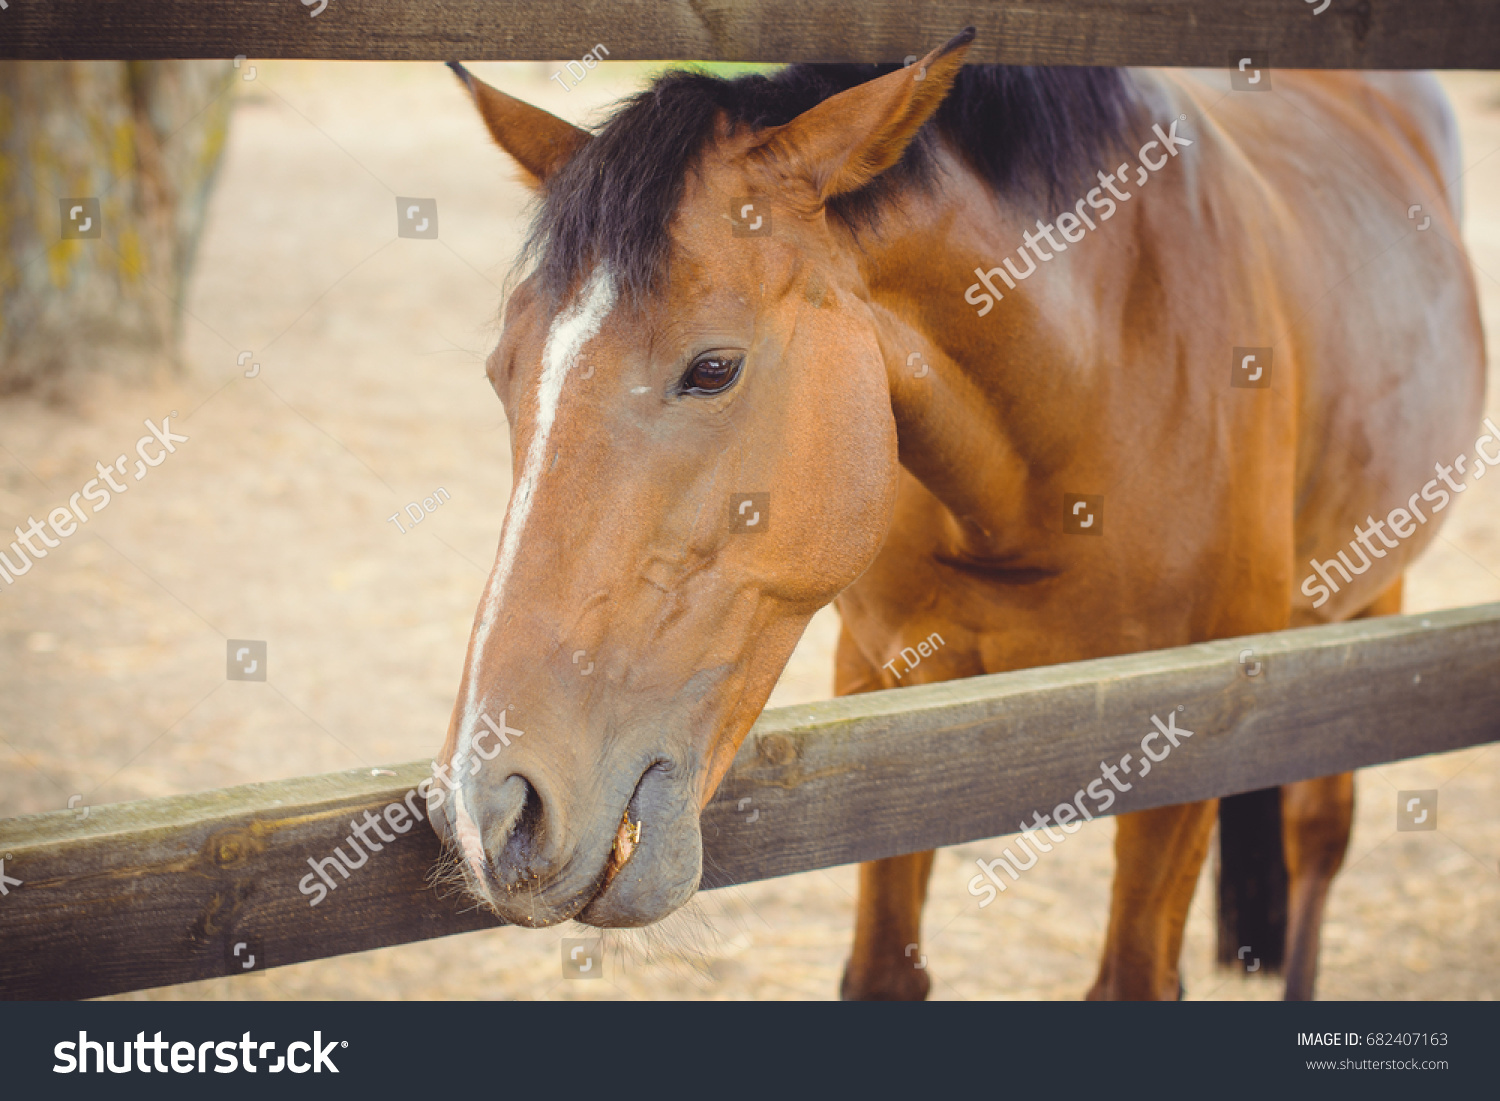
[429,755,703,928]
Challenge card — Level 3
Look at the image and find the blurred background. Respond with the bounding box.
[0,60,1496,999]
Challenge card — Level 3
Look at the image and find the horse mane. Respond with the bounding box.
[522,63,1136,307]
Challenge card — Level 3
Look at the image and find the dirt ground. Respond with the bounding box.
[1,62,1497,1001]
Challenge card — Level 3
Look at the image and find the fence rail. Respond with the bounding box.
[2,602,1498,999]
[2,1,1499,67]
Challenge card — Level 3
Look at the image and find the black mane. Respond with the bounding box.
[523,63,1136,306]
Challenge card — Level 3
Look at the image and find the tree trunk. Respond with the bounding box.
[0,61,235,395]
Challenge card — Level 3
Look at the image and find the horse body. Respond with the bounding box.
[434,37,1484,998]
[848,66,1477,678]
[839,65,1481,998]
[837,65,1482,998]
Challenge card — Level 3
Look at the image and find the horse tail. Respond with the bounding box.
[1215,786,1287,973]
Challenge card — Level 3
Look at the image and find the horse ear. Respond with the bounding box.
[447,62,590,188]
[755,28,975,200]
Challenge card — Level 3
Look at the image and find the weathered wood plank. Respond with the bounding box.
[2,602,1498,1000]
[3,1,1498,68]
[703,603,1500,883]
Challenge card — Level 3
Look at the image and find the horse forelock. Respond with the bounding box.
[518,63,1136,309]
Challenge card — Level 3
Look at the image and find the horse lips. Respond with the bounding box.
[601,810,642,889]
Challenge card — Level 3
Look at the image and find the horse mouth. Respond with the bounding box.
[600,808,644,890]
[594,763,656,897]
[575,760,701,928]
[432,755,698,928]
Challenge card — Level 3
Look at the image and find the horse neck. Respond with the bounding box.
[849,158,1115,555]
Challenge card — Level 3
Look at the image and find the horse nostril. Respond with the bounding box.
[471,774,531,854]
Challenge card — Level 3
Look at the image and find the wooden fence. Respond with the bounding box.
[3,603,1499,998]
[1,1,1498,68]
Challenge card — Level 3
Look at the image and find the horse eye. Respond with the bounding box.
[682,354,743,395]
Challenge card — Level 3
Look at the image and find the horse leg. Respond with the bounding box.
[835,624,936,1000]
[1280,772,1354,1000]
[1280,576,1401,1000]
[842,849,938,1000]
[1087,798,1219,1000]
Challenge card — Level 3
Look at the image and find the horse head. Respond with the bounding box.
[428,31,975,927]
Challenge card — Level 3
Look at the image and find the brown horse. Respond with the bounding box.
[429,31,1485,999]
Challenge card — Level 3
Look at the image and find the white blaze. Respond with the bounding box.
[449,265,618,894]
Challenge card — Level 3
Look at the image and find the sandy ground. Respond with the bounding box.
[0,62,1497,1001]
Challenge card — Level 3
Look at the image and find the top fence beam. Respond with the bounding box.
[2,1,1498,67]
